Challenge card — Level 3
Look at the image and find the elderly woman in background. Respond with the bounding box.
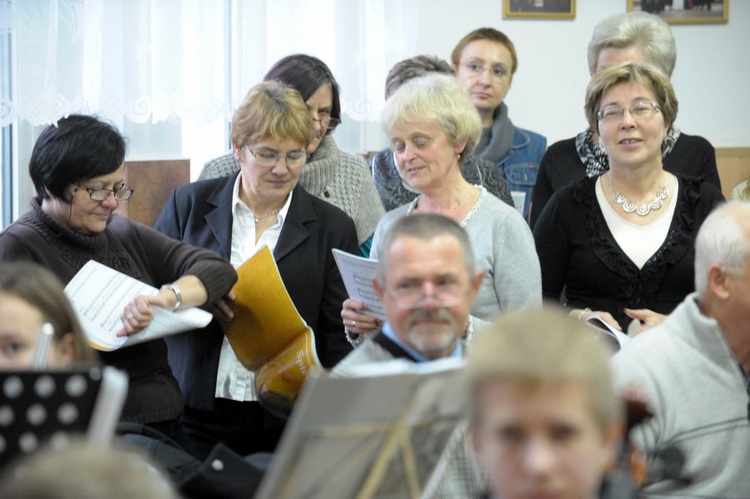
[156,81,357,458]
[451,27,547,220]
[0,261,95,369]
[530,11,720,227]
[533,63,724,335]
[0,115,237,445]
[369,55,514,212]
[343,73,541,340]
[199,54,384,256]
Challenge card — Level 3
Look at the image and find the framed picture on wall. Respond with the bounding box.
[503,0,575,19]
[627,0,729,24]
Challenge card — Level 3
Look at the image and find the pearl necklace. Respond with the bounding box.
[608,176,669,217]
[252,208,280,223]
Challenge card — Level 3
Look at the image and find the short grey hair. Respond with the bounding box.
[385,55,453,99]
[381,73,482,163]
[694,201,750,297]
[587,12,676,77]
[377,213,475,284]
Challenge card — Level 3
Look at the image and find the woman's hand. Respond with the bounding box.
[571,308,622,331]
[117,294,161,337]
[624,308,667,337]
[341,298,381,335]
[212,290,236,323]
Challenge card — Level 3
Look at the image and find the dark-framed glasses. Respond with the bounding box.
[74,182,134,201]
[386,280,466,310]
[597,101,661,124]
[244,145,309,168]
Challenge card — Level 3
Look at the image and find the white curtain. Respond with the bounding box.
[1,0,420,151]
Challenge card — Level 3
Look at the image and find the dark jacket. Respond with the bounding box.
[155,175,357,411]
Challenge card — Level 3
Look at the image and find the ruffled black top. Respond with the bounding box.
[533,175,724,328]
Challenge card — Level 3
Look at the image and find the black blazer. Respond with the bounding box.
[155,174,357,411]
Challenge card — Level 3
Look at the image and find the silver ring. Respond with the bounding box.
[352,320,356,328]
[127,313,134,321]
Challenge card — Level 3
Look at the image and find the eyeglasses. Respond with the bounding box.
[74,182,134,201]
[597,101,661,124]
[244,145,308,168]
[459,62,509,80]
[385,280,466,310]
[311,113,341,130]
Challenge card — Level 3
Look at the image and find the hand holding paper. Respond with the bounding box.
[65,261,213,351]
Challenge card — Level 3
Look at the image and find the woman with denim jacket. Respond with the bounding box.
[451,27,547,221]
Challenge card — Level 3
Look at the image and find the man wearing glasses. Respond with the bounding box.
[333,213,484,497]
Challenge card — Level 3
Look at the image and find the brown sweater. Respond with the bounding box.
[0,198,237,424]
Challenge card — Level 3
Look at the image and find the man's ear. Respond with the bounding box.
[468,269,484,303]
[707,264,730,300]
[372,275,385,302]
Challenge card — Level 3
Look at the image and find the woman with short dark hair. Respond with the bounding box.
[0,114,237,443]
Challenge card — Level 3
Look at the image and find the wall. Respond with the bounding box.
[413,0,750,148]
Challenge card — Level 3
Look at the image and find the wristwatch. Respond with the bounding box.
[160,283,182,312]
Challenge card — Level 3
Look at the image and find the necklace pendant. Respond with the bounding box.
[635,203,651,216]
[609,178,670,218]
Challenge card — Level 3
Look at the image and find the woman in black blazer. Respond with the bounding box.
[155,81,358,459]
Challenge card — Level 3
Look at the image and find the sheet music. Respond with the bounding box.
[332,249,386,322]
[65,260,213,351]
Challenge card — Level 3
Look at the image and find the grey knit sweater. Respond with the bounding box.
[198,135,385,246]
[612,293,750,497]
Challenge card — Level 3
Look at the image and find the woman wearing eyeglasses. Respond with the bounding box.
[342,73,541,344]
[533,63,723,336]
[530,12,720,229]
[0,115,237,444]
[155,81,357,458]
[199,54,385,256]
[451,28,547,220]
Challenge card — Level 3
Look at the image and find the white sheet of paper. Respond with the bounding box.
[332,248,386,322]
[585,316,632,350]
[64,260,213,350]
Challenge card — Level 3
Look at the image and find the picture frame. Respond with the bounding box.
[503,0,576,19]
[626,0,728,24]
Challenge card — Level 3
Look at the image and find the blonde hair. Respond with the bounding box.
[584,62,678,135]
[231,80,315,149]
[467,308,621,431]
[382,73,482,162]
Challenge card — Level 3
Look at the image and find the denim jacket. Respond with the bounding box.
[496,127,547,221]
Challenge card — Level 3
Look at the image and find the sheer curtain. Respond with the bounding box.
[1,0,227,129]
[1,0,419,155]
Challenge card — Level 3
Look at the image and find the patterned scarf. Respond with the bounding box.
[576,126,681,177]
